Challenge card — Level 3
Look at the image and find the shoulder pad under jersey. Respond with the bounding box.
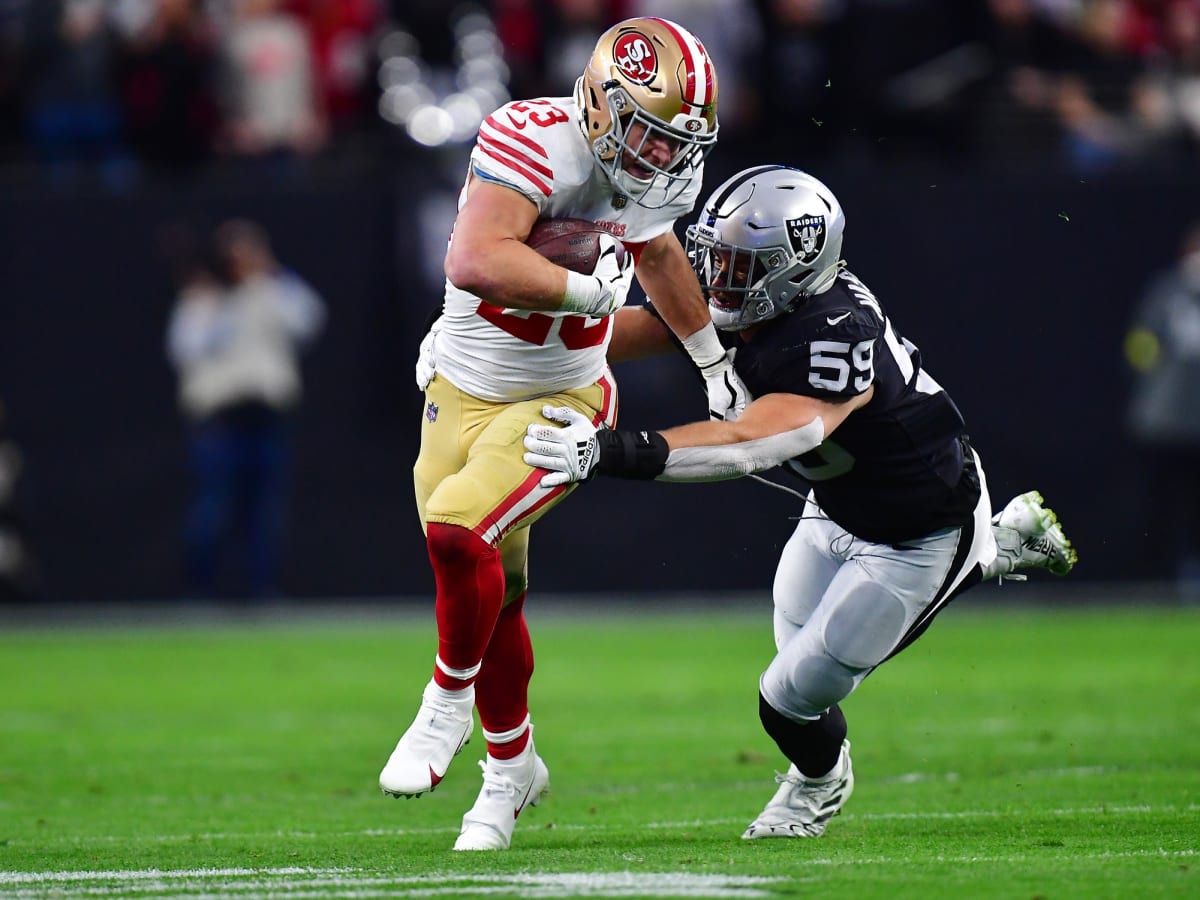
[471,97,591,211]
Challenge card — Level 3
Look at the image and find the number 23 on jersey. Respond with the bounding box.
[476,303,612,350]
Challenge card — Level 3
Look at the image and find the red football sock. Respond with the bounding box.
[426,522,504,691]
[475,592,533,759]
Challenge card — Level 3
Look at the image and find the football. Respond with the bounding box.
[526,218,626,274]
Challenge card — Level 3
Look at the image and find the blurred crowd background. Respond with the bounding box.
[4,0,1200,178]
[1,0,1199,603]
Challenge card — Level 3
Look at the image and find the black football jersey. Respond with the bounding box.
[730,269,980,543]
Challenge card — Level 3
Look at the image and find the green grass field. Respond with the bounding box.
[1,601,1198,899]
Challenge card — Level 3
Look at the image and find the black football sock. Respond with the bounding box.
[759,693,847,779]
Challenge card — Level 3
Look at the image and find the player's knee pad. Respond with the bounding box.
[762,654,857,720]
[823,582,908,669]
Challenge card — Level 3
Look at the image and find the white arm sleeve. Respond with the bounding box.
[656,419,826,483]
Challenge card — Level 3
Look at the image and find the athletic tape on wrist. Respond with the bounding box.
[680,322,726,371]
[561,270,604,315]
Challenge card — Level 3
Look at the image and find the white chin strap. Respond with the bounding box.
[806,261,843,297]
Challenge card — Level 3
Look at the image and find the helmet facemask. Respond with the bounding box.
[592,82,716,208]
[686,225,791,331]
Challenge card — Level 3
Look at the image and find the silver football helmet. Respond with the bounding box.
[685,166,845,331]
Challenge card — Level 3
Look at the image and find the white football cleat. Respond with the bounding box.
[989,490,1078,579]
[379,679,474,798]
[742,740,854,839]
[453,737,550,851]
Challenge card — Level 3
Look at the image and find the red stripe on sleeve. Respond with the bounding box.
[476,145,553,196]
[477,132,554,181]
[483,115,550,159]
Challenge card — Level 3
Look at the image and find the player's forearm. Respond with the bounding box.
[588,418,826,483]
[633,237,711,339]
[660,418,755,450]
[658,420,825,481]
[589,391,853,482]
[524,394,832,486]
[641,284,710,341]
[637,261,729,379]
[445,238,571,311]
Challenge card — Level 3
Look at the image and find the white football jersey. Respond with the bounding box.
[434,95,704,403]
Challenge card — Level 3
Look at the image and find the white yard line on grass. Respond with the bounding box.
[0,867,347,883]
[0,871,789,899]
[1,855,1196,899]
[10,801,1195,848]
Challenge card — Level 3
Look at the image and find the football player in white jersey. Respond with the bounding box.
[521,165,1078,840]
[377,18,748,852]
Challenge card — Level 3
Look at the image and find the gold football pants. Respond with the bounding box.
[413,370,618,605]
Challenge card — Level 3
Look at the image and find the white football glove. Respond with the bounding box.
[594,234,634,314]
[415,317,442,391]
[700,347,751,422]
[560,235,634,317]
[523,405,601,487]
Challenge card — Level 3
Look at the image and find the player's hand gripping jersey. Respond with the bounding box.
[434,95,704,403]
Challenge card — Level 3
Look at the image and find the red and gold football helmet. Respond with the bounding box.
[575,17,719,208]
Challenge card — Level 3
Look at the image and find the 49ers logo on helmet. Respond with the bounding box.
[613,32,658,85]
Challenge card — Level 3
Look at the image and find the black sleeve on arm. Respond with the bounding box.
[594,428,669,479]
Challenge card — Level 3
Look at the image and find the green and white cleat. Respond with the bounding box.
[990,490,1078,579]
[742,740,854,839]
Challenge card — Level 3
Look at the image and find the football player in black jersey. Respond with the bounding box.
[521,165,1078,839]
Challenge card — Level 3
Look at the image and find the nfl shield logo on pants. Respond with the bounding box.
[426,401,439,423]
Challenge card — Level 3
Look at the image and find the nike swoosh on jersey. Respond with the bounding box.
[827,312,852,325]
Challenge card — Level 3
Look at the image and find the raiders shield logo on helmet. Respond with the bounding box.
[786,214,826,265]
